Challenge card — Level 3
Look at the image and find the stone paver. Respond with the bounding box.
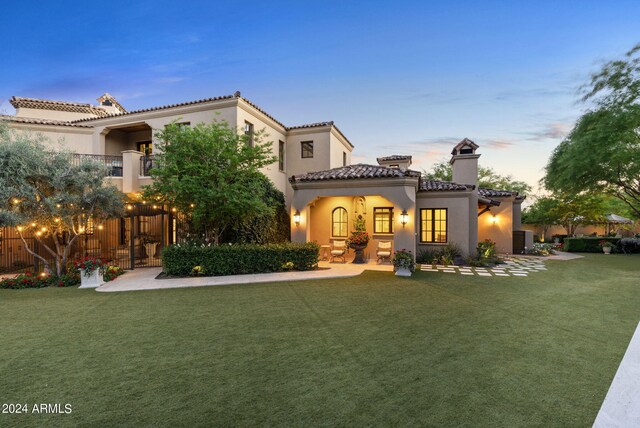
[418,253,578,277]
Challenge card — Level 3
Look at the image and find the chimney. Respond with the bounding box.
[450,138,480,188]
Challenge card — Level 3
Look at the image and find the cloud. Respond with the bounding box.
[483,138,515,150]
[525,122,572,141]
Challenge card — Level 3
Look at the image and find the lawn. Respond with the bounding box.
[1,254,639,427]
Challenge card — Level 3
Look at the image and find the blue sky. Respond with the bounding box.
[2,0,639,191]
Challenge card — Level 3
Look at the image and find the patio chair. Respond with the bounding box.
[376,241,392,264]
[330,240,347,263]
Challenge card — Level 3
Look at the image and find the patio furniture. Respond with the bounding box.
[320,244,331,261]
[330,240,347,263]
[376,240,392,264]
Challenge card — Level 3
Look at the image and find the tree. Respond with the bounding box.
[544,44,640,217]
[0,123,125,275]
[424,161,532,195]
[142,120,278,245]
[522,193,606,236]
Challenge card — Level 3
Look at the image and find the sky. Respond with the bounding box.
[1,0,639,193]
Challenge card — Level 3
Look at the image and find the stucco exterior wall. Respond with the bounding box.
[329,132,351,169]
[478,198,514,253]
[15,107,99,122]
[416,192,473,256]
[9,125,94,153]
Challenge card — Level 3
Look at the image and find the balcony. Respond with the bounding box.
[72,154,124,177]
[140,155,157,177]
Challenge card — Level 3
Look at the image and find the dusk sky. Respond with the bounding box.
[2,0,639,192]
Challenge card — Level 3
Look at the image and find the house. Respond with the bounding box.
[1,92,528,271]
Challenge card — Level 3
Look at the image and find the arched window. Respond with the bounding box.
[332,207,348,237]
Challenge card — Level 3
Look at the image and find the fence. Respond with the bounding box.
[0,204,185,274]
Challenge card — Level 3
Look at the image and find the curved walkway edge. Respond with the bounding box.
[593,321,640,427]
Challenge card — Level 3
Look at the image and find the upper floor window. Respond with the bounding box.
[420,208,448,243]
[278,140,285,172]
[374,207,393,234]
[244,121,254,147]
[301,141,314,158]
[137,141,152,155]
[343,152,347,166]
[332,207,348,237]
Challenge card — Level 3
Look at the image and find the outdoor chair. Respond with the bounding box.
[330,240,347,263]
[376,241,392,264]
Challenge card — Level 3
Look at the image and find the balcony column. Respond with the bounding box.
[92,127,108,154]
[122,150,144,194]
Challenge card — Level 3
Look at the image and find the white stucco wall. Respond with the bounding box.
[9,124,94,153]
[478,198,514,253]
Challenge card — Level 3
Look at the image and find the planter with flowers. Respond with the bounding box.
[346,231,370,264]
[599,240,615,254]
[74,256,106,288]
[393,249,415,277]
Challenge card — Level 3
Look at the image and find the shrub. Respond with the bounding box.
[162,242,320,276]
[0,271,79,289]
[416,243,462,264]
[525,243,556,256]
[103,265,125,282]
[563,237,620,253]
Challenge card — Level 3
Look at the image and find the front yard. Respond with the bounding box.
[1,254,638,427]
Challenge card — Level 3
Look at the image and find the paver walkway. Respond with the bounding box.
[420,252,582,277]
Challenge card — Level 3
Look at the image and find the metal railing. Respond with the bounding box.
[71,154,124,177]
[140,155,157,177]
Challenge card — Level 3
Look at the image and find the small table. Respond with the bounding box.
[320,245,331,261]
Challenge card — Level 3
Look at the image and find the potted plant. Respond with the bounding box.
[393,249,415,277]
[346,216,369,264]
[74,256,106,288]
[599,240,615,254]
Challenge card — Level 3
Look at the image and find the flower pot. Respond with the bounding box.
[349,244,367,264]
[79,269,104,289]
[603,247,612,254]
[395,267,412,277]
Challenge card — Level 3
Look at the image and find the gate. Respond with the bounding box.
[0,203,177,274]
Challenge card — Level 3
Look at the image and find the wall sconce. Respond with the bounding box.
[491,215,498,224]
[400,210,409,228]
[293,210,301,226]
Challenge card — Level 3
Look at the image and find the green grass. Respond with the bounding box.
[1,254,639,427]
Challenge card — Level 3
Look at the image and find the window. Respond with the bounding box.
[278,141,285,172]
[374,207,393,234]
[420,208,448,243]
[332,207,348,237]
[301,141,314,158]
[137,141,152,155]
[244,121,254,147]
[343,152,347,166]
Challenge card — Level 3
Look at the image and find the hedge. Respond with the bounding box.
[162,242,320,276]
[563,237,619,253]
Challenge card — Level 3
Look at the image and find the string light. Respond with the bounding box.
[98,225,104,230]
[17,226,23,232]
[31,223,36,227]
[12,198,19,204]
[41,227,47,232]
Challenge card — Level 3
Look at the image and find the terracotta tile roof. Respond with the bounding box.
[0,115,93,128]
[419,179,474,192]
[377,155,412,162]
[10,96,110,117]
[70,93,239,123]
[290,164,421,183]
[286,121,352,148]
[478,187,518,197]
[97,93,127,114]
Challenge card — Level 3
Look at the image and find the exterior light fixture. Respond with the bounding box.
[400,210,409,228]
[491,215,498,224]
[293,210,301,226]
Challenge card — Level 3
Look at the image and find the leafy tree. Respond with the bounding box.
[544,44,640,217]
[143,120,278,245]
[0,123,125,275]
[522,193,605,236]
[424,161,532,195]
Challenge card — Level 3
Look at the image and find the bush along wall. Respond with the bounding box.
[162,242,320,276]
[563,237,620,253]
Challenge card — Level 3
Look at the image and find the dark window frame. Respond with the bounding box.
[301,141,314,158]
[419,208,448,243]
[373,207,394,234]
[244,121,254,147]
[278,140,285,172]
[331,207,348,238]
